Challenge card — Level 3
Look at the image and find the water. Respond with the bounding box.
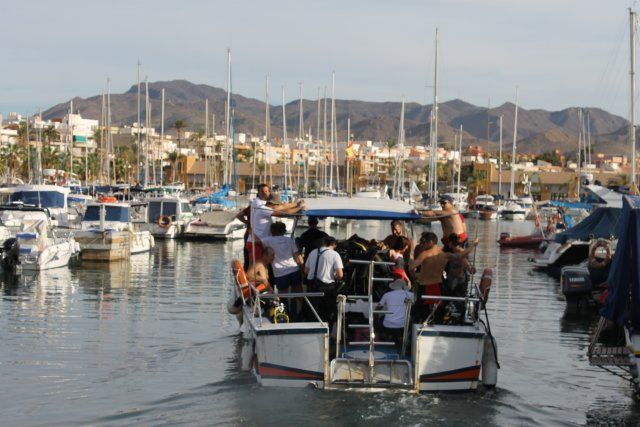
[1,220,640,426]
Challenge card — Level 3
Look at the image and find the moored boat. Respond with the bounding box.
[75,202,154,261]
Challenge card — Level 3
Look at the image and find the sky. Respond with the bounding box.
[1,0,638,117]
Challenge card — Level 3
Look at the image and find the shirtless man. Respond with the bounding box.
[418,195,468,249]
[246,247,275,294]
[409,232,479,321]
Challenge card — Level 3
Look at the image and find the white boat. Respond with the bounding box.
[354,186,389,200]
[501,199,526,220]
[143,196,193,239]
[468,194,497,219]
[8,185,73,228]
[183,209,246,240]
[0,205,80,271]
[229,197,498,392]
[75,202,154,261]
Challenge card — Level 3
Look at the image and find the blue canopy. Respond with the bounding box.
[301,197,421,220]
[602,196,640,327]
[192,184,235,207]
[554,207,621,244]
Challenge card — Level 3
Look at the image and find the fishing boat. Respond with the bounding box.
[0,205,80,271]
[143,195,193,239]
[229,197,499,392]
[74,202,154,261]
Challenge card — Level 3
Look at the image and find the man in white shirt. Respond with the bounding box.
[377,278,413,346]
[304,236,344,325]
[247,183,305,263]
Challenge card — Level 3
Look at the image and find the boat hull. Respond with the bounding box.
[413,324,486,392]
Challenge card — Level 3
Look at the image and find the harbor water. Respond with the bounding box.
[1,220,639,426]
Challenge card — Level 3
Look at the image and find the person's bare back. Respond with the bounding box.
[416,247,449,284]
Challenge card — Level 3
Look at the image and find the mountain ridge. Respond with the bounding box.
[42,79,631,155]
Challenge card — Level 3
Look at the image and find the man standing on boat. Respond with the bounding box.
[418,195,468,249]
[298,217,328,262]
[247,184,305,263]
[304,236,344,325]
[409,232,478,322]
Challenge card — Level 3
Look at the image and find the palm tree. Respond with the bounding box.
[172,120,187,182]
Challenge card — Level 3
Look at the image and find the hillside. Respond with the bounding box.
[42,80,631,154]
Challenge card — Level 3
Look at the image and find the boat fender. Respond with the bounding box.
[479,268,493,303]
[482,335,498,388]
[158,215,172,228]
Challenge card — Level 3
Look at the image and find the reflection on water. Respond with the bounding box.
[0,220,638,425]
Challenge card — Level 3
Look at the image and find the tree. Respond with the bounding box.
[467,167,486,196]
[172,120,187,182]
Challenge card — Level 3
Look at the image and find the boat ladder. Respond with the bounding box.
[330,259,413,388]
[587,317,634,368]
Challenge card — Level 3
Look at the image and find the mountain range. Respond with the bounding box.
[42,79,632,155]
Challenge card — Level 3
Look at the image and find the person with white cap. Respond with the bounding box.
[376,278,414,346]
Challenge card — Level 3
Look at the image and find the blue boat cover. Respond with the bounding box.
[192,184,236,208]
[602,196,640,327]
[554,207,621,244]
[550,200,593,210]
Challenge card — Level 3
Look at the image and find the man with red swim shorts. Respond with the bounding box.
[410,232,479,323]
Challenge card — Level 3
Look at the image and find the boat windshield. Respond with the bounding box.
[181,202,191,213]
[84,205,130,222]
[11,191,65,208]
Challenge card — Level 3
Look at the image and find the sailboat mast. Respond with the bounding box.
[160,87,165,185]
[225,48,232,186]
[458,124,463,197]
[282,86,290,192]
[510,88,519,198]
[144,77,150,187]
[265,75,271,186]
[577,109,582,197]
[498,115,503,201]
[69,100,73,181]
[330,72,336,191]
[323,86,328,189]
[431,28,439,201]
[137,61,141,184]
[631,8,637,191]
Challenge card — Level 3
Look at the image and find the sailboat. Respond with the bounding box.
[501,89,526,221]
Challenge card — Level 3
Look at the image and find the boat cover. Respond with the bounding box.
[553,207,621,244]
[301,197,421,220]
[549,200,593,210]
[602,196,640,327]
[192,184,235,207]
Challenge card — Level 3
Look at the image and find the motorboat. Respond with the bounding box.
[229,197,499,392]
[74,202,154,261]
[530,206,620,278]
[497,231,545,248]
[469,194,497,220]
[143,195,193,239]
[0,205,80,271]
[9,184,72,228]
[501,199,527,221]
[183,209,246,240]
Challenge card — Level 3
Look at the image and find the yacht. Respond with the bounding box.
[144,195,193,239]
[0,205,80,271]
[9,185,72,228]
[501,199,527,220]
[74,202,154,261]
[183,208,246,240]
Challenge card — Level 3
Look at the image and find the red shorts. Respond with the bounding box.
[422,282,442,305]
[245,241,263,262]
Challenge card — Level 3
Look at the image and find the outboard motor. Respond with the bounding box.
[0,237,21,274]
[561,266,592,304]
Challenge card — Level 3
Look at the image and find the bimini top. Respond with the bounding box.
[301,197,421,220]
[602,195,640,328]
[554,206,621,244]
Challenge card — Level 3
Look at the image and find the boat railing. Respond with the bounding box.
[253,289,326,326]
